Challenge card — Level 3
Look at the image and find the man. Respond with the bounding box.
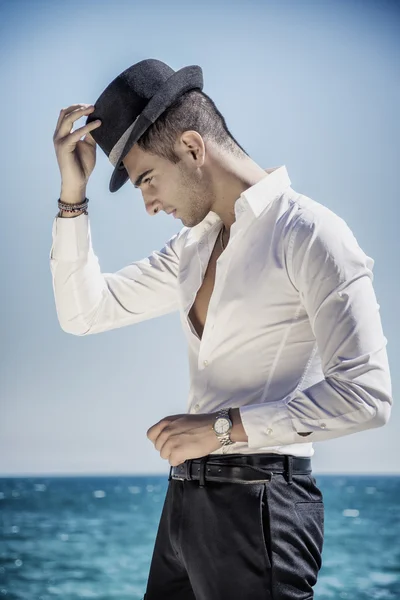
[51,59,392,599]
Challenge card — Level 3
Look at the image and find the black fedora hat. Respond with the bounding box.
[85,58,204,193]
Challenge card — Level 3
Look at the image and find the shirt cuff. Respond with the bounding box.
[239,397,298,449]
[50,212,91,262]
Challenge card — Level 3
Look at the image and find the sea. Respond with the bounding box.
[0,474,399,600]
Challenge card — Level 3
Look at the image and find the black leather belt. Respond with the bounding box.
[169,453,312,487]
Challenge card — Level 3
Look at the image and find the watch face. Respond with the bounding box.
[215,417,230,434]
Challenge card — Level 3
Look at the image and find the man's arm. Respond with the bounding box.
[238,207,393,449]
[50,212,185,335]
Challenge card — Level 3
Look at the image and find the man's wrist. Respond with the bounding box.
[229,408,248,443]
[209,408,248,445]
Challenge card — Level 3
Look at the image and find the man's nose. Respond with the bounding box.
[144,197,162,216]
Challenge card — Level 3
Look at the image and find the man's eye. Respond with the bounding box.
[134,176,153,189]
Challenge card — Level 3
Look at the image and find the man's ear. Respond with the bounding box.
[179,131,205,167]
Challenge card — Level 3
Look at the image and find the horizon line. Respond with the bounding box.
[1,471,399,478]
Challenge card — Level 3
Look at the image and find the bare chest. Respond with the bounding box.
[188,237,224,340]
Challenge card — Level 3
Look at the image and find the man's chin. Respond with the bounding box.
[179,215,193,227]
[178,210,209,228]
[186,214,210,228]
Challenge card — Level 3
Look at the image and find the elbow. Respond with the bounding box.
[365,389,392,430]
[60,326,88,336]
[373,397,392,427]
[59,320,91,336]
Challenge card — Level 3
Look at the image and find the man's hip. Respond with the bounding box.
[144,452,325,600]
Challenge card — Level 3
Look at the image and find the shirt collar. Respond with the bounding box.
[186,165,291,242]
[240,164,291,218]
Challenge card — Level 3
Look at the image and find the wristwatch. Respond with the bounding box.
[212,408,235,447]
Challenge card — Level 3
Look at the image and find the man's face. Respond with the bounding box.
[122,133,213,228]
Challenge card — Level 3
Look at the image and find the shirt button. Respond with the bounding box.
[266,428,273,435]
[194,403,200,411]
[203,360,209,367]
[320,422,326,429]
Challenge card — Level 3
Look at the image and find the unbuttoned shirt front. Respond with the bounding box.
[49,165,393,458]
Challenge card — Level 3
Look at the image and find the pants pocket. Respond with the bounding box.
[258,473,325,598]
[259,483,273,570]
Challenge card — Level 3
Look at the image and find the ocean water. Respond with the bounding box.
[0,474,399,600]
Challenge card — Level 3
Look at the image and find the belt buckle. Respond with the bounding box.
[173,459,192,481]
[173,465,185,481]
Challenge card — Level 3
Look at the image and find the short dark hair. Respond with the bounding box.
[136,89,249,163]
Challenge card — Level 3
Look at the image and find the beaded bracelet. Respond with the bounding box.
[57,197,89,217]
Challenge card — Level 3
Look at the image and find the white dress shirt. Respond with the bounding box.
[49,165,392,458]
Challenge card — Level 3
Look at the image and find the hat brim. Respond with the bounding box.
[109,162,130,194]
[109,65,203,193]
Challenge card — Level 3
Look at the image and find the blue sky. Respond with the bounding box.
[0,0,398,475]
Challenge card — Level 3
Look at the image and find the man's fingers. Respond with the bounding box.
[146,419,169,443]
[159,436,179,460]
[55,105,95,142]
[146,414,184,442]
[155,425,185,453]
[84,132,97,146]
[154,427,170,452]
[147,413,218,467]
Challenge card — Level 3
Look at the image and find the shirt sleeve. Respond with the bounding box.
[239,207,393,448]
[49,213,185,335]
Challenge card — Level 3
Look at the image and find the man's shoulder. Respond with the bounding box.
[282,189,361,256]
[287,189,347,233]
[284,190,373,280]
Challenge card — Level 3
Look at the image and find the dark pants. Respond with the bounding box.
[144,454,324,600]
